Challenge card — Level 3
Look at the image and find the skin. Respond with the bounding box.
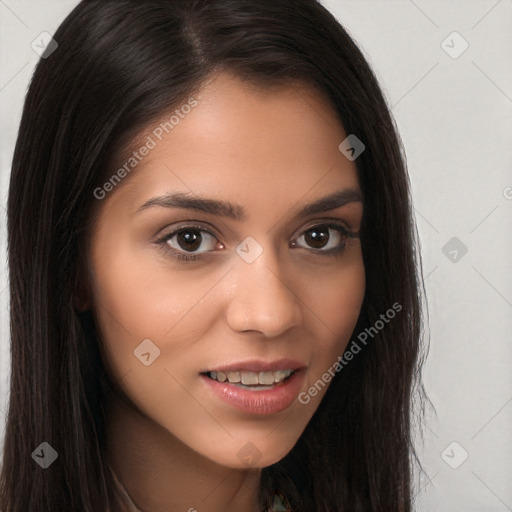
[83,71,365,512]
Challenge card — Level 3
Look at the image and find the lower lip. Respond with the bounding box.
[200,370,305,415]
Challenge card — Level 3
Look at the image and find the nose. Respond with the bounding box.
[225,244,303,338]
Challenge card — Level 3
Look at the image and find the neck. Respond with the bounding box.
[105,395,262,512]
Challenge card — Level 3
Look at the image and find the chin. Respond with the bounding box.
[200,436,298,470]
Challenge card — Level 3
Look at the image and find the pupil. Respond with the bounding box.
[178,229,202,251]
[305,227,329,248]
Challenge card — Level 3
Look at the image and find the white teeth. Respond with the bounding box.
[227,371,241,383]
[208,369,294,385]
[274,370,292,382]
[241,371,259,385]
[258,371,275,385]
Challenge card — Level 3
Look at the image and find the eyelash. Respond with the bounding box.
[155,222,359,263]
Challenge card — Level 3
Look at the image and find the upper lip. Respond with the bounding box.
[201,358,307,373]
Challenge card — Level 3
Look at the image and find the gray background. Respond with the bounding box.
[1,1,511,510]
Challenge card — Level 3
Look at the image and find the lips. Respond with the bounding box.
[199,358,307,414]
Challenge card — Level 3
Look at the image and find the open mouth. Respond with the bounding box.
[201,369,297,391]
[200,364,306,414]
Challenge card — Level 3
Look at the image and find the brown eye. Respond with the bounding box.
[161,226,220,256]
[176,229,203,252]
[304,225,330,249]
[292,223,352,254]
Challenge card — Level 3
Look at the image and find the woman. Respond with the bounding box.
[0,0,428,510]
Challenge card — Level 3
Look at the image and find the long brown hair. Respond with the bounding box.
[1,1,428,510]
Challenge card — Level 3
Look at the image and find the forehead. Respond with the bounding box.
[100,71,360,215]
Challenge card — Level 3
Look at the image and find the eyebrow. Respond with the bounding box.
[136,188,362,220]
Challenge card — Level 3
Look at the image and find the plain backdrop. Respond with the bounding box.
[1,1,511,511]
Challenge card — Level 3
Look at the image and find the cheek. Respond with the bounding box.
[306,254,365,370]
[88,237,217,376]
[88,243,223,434]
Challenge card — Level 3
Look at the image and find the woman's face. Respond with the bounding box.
[87,71,365,469]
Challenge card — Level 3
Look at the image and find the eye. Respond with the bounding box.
[290,222,357,255]
[156,225,223,262]
[155,221,358,264]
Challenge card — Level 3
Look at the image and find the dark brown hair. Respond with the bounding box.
[1,0,428,510]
